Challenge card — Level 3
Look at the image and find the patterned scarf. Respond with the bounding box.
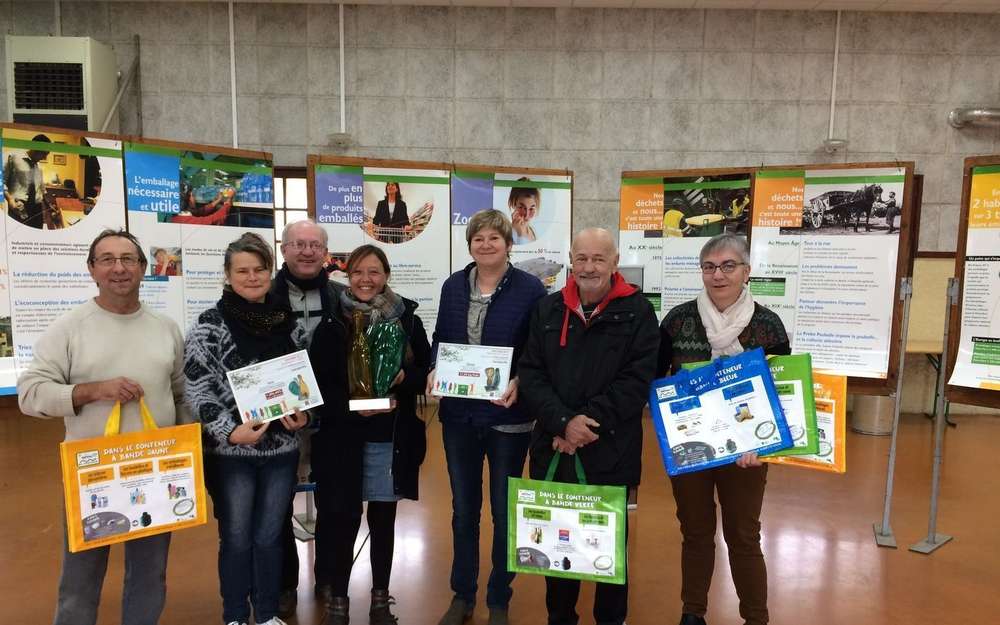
[338,284,406,325]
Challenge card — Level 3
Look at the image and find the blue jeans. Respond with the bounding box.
[442,420,531,609]
[206,452,298,624]
[53,522,170,625]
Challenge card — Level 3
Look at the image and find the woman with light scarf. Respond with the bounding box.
[657,233,790,625]
[308,245,431,625]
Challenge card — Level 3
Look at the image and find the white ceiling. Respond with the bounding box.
[84,0,1000,14]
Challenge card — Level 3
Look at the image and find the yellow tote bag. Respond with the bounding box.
[59,399,207,552]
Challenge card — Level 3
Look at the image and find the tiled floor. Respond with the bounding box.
[1,397,996,625]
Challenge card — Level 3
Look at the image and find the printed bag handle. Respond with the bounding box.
[544,451,588,485]
[103,398,158,437]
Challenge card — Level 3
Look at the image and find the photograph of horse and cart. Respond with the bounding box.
[782,180,903,236]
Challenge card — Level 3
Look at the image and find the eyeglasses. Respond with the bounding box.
[285,240,326,251]
[92,255,141,268]
[701,261,747,274]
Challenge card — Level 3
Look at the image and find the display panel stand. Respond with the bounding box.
[909,278,958,554]
[874,276,913,548]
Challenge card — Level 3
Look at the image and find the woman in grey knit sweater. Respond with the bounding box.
[184,233,308,625]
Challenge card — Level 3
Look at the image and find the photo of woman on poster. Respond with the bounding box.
[508,179,540,245]
[363,180,434,245]
[372,181,410,234]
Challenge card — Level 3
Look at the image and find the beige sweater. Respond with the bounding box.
[17,299,190,441]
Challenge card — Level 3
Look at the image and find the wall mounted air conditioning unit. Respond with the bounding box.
[4,36,118,132]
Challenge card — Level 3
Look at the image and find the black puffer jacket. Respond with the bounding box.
[308,296,431,503]
[518,273,659,487]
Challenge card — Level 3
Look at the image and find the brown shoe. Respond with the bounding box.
[488,607,509,625]
[437,598,473,625]
[321,596,349,625]
[369,589,398,625]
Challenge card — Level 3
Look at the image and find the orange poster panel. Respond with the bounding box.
[619,182,663,232]
[752,171,804,228]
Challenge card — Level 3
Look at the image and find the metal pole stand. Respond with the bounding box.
[910,278,958,554]
[874,276,913,548]
[293,486,317,540]
[292,430,316,541]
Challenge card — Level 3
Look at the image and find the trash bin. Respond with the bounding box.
[850,395,895,435]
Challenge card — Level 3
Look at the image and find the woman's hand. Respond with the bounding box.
[229,419,270,445]
[491,376,518,408]
[425,369,435,396]
[511,212,527,236]
[735,451,762,468]
[392,369,405,388]
[279,409,309,432]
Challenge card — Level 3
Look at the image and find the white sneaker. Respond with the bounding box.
[225,622,247,625]
[257,618,287,625]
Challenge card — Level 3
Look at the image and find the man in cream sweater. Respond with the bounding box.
[18,228,189,625]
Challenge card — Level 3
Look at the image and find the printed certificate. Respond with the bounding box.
[432,342,514,401]
[226,350,324,423]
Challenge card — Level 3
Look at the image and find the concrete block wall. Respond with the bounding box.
[2,2,999,413]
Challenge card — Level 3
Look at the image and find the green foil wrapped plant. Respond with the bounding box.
[366,318,406,398]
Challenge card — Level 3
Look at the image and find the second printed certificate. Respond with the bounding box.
[432,342,514,401]
[227,350,324,423]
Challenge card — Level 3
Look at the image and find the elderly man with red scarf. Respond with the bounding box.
[518,227,659,625]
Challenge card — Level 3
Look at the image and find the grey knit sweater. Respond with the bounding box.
[184,305,306,457]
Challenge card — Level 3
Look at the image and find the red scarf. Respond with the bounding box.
[558,272,637,347]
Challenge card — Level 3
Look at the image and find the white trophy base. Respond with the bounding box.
[349,397,392,411]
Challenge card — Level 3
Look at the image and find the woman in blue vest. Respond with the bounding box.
[429,209,546,625]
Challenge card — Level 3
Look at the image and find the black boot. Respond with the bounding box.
[370,589,398,625]
[321,596,349,625]
[679,614,707,625]
[315,583,335,608]
[277,588,298,619]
